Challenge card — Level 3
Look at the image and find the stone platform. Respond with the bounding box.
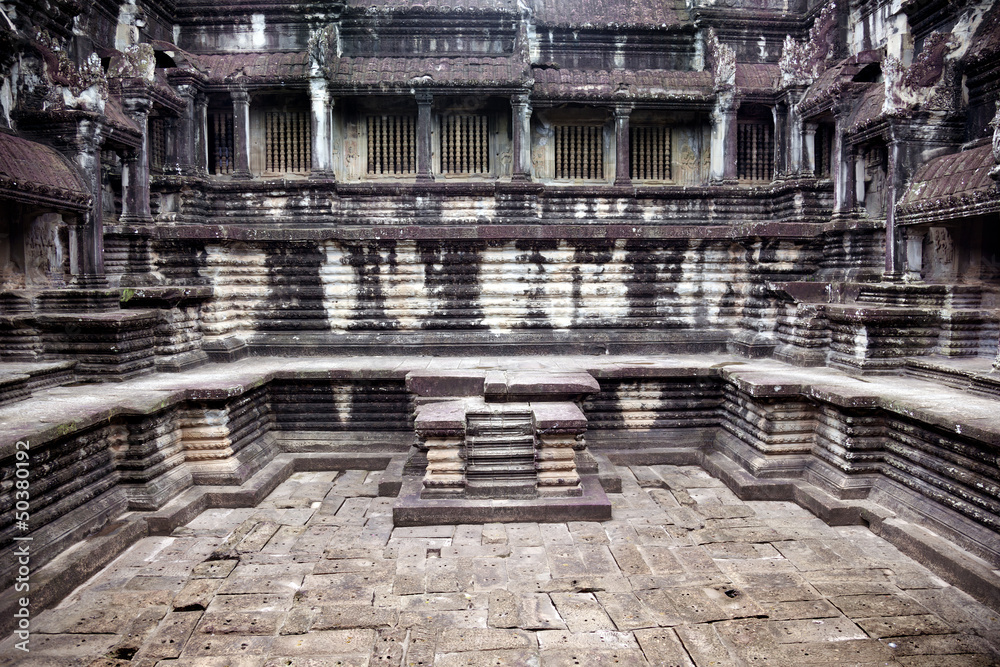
[3,353,1000,644]
[393,474,613,526]
[2,465,998,666]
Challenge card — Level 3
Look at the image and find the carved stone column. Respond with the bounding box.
[195,93,209,175]
[772,103,788,178]
[833,106,856,215]
[416,90,433,182]
[710,106,738,184]
[309,78,334,180]
[73,118,107,285]
[231,88,252,180]
[802,122,818,176]
[613,104,632,187]
[121,88,154,223]
[884,132,906,280]
[904,227,926,281]
[511,93,532,181]
[171,79,200,175]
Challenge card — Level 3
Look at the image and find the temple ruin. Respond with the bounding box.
[1,0,1000,662]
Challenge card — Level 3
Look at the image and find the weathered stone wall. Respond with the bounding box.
[139,231,856,354]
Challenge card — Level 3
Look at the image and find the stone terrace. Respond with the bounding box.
[2,465,999,666]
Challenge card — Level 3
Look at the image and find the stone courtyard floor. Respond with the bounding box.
[3,465,999,667]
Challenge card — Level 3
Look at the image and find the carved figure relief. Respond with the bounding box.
[24,213,63,287]
[863,145,887,219]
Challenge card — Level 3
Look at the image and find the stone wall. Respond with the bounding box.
[8,362,1000,595]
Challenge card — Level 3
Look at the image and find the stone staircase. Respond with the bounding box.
[391,368,617,525]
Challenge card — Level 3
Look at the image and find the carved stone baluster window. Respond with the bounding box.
[553,124,604,180]
[736,112,774,183]
[440,114,490,175]
[209,110,234,175]
[630,126,671,181]
[815,123,834,178]
[263,110,311,175]
[366,114,417,176]
[148,117,167,171]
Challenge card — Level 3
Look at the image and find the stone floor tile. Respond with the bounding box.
[505,523,544,547]
[506,546,550,580]
[549,593,617,632]
[538,648,650,666]
[881,633,1000,657]
[271,630,375,656]
[482,523,508,544]
[436,649,540,667]
[133,611,203,661]
[608,543,651,575]
[311,605,399,630]
[633,627,695,666]
[452,524,484,546]
[674,623,738,666]
[535,629,639,651]
[162,658,267,667]
[540,523,574,546]
[830,594,929,617]
[191,559,238,579]
[896,655,996,667]
[436,628,534,652]
[595,591,661,631]
[194,611,284,635]
[857,614,954,638]
[397,609,489,629]
[768,616,868,643]
[518,593,566,631]
[758,598,843,620]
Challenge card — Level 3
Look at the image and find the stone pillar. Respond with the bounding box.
[532,402,587,496]
[414,400,467,496]
[74,118,106,284]
[195,94,209,175]
[416,90,433,182]
[884,136,905,280]
[802,122,818,176]
[511,93,532,181]
[121,89,154,223]
[231,88,252,180]
[172,83,199,175]
[833,105,856,214]
[710,106,737,183]
[309,78,334,180]
[613,104,632,187]
[772,103,788,179]
[854,150,866,208]
[904,227,926,281]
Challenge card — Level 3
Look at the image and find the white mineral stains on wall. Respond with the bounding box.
[200,244,270,342]
[320,241,360,331]
[614,381,666,431]
[677,242,743,327]
[313,238,752,334]
[480,243,546,330]
[379,241,432,329]
[440,197,497,224]
[479,240,635,332]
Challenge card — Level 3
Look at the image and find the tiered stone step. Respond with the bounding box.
[0,360,76,407]
[392,367,615,524]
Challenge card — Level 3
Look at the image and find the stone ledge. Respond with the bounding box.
[392,474,613,526]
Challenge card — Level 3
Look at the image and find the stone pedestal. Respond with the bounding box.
[395,368,612,522]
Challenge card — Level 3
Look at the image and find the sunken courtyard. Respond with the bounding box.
[1,0,1000,664]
